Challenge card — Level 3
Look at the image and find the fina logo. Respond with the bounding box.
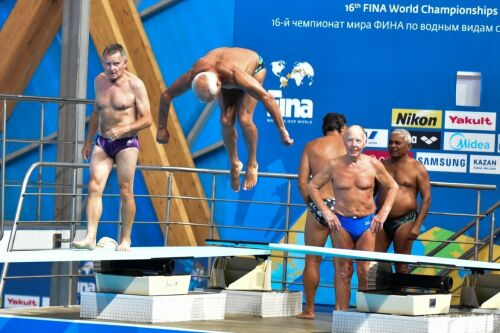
[268,59,314,120]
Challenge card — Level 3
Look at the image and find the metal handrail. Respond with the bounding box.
[423,201,500,258]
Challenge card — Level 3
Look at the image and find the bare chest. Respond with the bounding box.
[95,85,135,112]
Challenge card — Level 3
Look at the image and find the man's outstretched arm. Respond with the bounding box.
[157,70,194,143]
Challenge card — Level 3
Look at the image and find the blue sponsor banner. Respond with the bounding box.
[234,0,500,305]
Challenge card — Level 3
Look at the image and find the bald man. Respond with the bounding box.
[307,125,398,310]
[156,47,293,192]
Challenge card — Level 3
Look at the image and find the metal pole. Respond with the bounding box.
[164,172,173,246]
[281,179,293,291]
[489,212,495,262]
[474,190,481,260]
[0,99,6,240]
[37,103,45,221]
[209,174,216,240]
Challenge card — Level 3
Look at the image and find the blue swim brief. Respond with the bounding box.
[96,134,139,159]
[335,212,374,242]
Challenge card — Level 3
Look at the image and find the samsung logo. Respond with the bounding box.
[416,152,467,173]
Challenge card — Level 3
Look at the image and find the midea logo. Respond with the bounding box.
[449,133,490,151]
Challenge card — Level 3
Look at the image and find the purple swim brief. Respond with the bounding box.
[95,134,139,159]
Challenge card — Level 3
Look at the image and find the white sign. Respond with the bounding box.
[444,111,496,131]
[4,294,39,308]
[470,155,500,174]
[365,129,388,148]
[416,152,467,173]
[443,132,495,153]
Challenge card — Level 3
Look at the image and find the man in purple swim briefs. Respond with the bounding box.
[307,125,398,310]
[73,43,152,251]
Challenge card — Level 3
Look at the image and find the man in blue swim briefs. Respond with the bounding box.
[73,43,152,251]
[375,129,431,273]
[307,125,398,310]
[156,47,293,192]
[296,113,347,320]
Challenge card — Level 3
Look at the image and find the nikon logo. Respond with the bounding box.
[392,109,442,129]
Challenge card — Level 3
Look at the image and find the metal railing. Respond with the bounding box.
[0,160,498,304]
[0,94,498,307]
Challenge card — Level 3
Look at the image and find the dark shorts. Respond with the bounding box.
[96,134,139,159]
[307,198,335,227]
[336,213,374,242]
[253,55,265,75]
[383,211,418,239]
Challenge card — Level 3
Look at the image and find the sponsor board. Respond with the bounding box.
[444,111,496,131]
[4,294,39,308]
[416,152,467,173]
[365,129,388,148]
[392,109,442,129]
[364,150,389,160]
[470,155,500,175]
[443,132,495,153]
[408,130,441,149]
[364,150,414,160]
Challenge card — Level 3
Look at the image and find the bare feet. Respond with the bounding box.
[72,237,96,250]
[296,310,315,320]
[117,239,131,252]
[243,164,258,191]
[230,161,243,192]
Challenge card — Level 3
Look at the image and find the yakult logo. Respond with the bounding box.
[445,111,496,131]
[4,294,39,308]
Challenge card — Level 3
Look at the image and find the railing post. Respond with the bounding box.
[474,190,481,260]
[37,103,45,221]
[489,211,495,262]
[209,174,216,240]
[164,172,173,246]
[281,178,293,291]
[1,99,7,240]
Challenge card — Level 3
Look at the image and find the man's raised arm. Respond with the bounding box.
[157,70,194,143]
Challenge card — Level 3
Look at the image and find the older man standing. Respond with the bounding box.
[376,129,431,273]
[73,43,152,251]
[156,47,293,192]
[307,125,398,310]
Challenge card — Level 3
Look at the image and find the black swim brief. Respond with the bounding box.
[383,211,417,239]
[254,55,265,75]
[307,198,335,227]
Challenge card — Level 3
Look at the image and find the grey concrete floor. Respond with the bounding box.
[0,306,333,333]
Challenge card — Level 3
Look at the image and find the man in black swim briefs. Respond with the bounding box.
[375,129,431,273]
[73,43,152,251]
[156,47,293,192]
[296,113,346,320]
